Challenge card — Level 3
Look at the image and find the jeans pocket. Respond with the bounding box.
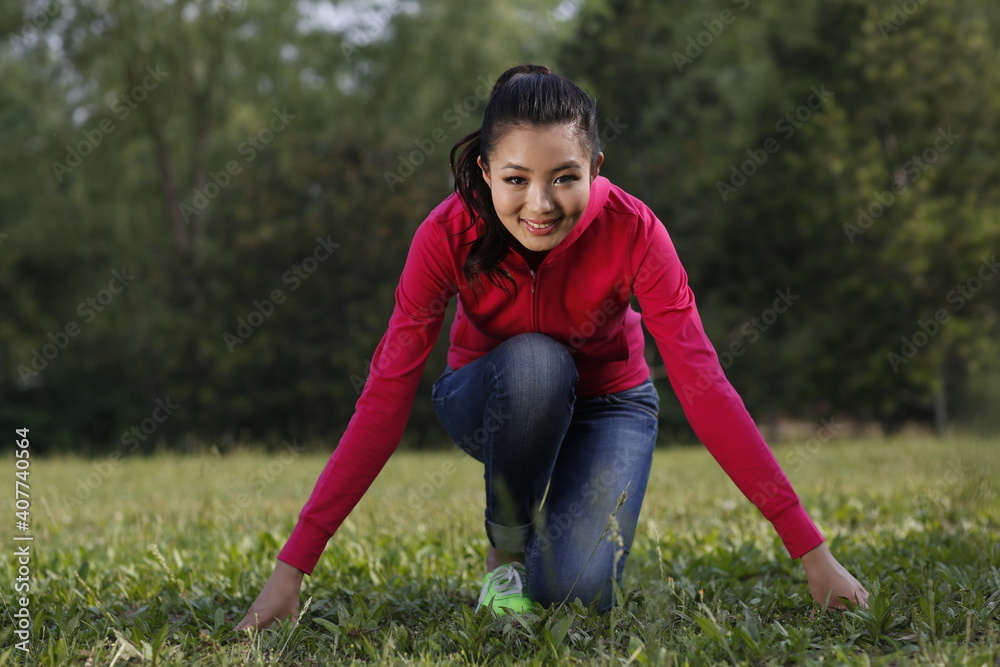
[430,365,455,404]
[601,378,659,420]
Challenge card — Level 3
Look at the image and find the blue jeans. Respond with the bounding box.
[431,333,659,612]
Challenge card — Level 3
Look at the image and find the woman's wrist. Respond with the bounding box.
[274,558,306,583]
[799,541,832,569]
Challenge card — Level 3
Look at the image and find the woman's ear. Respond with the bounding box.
[591,152,605,182]
[476,155,491,189]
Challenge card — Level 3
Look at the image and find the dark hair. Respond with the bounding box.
[449,64,601,299]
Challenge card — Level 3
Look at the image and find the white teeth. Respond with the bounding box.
[525,219,556,229]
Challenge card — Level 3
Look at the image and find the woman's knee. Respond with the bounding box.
[489,333,578,396]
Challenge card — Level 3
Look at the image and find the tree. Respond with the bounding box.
[560,0,1000,434]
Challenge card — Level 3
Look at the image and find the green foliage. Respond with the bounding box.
[0,436,997,664]
[561,0,1000,433]
[0,0,569,450]
[1,0,998,449]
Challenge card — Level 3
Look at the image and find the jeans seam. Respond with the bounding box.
[484,359,500,546]
[430,366,454,404]
[602,395,659,420]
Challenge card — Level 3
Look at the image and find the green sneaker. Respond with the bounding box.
[476,562,532,615]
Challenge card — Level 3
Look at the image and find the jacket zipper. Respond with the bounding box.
[529,268,539,332]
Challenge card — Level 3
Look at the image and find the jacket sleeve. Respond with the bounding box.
[277,218,456,574]
[630,207,823,559]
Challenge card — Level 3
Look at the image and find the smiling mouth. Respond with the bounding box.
[522,217,560,229]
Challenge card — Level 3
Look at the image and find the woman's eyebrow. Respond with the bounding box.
[499,161,583,172]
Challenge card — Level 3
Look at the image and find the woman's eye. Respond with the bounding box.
[503,174,578,185]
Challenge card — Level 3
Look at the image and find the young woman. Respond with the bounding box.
[235,64,868,630]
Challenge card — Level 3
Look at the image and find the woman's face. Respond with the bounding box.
[478,123,604,253]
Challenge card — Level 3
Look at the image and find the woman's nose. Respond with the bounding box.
[527,184,555,213]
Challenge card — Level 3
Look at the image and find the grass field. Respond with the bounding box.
[2,435,998,665]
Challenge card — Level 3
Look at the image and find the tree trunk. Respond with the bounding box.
[932,387,948,437]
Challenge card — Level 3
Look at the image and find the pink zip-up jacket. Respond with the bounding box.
[277,175,824,574]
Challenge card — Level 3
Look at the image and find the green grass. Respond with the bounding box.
[2,435,998,665]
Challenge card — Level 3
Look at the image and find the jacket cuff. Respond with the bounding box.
[768,501,824,559]
[276,518,332,575]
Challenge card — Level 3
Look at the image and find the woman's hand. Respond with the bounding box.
[800,542,869,611]
[234,559,305,632]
